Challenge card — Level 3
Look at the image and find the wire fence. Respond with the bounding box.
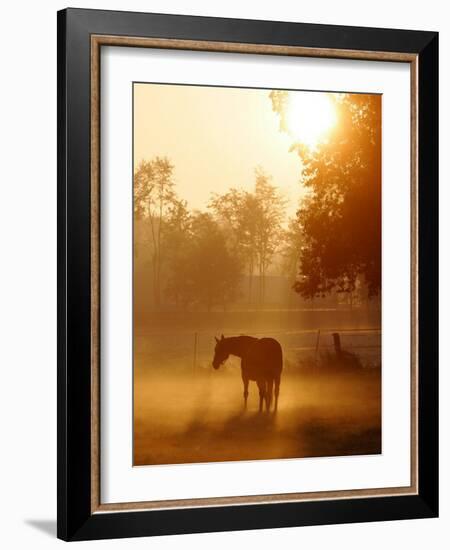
[135,327,381,371]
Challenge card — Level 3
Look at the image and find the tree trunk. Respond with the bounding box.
[248,256,254,304]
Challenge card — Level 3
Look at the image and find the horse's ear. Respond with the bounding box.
[221,334,224,340]
[215,336,219,343]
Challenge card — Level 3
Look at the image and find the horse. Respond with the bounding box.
[212,334,283,412]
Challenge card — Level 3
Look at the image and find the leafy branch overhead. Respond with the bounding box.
[271,91,381,298]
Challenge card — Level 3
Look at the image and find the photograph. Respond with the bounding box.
[133,82,382,466]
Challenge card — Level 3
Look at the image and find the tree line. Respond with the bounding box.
[134,161,291,311]
[135,92,381,311]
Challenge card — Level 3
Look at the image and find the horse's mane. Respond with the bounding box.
[223,335,258,357]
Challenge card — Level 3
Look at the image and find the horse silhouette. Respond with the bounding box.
[212,334,283,412]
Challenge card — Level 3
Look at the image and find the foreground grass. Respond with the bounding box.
[134,363,381,466]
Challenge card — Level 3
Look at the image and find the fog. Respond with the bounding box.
[133,309,381,466]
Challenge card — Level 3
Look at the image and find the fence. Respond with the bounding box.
[135,327,381,371]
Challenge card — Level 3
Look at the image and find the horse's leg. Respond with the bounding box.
[274,376,280,412]
[242,375,249,409]
[266,379,274,412]
[257,380,265,413]
[241,361,249,409]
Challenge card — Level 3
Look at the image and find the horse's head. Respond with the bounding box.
[212,334,229,370]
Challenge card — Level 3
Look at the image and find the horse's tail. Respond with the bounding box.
[275,340,283,374]
[273,348,282,411]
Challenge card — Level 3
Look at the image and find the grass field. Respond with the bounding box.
[134,358,381,466]
[134,308,381,466]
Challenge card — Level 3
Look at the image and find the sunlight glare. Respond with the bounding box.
[286,92,337,148]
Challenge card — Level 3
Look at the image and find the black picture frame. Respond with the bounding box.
[57,7,438,541]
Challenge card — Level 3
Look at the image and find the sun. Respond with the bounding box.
[285,92,337,148]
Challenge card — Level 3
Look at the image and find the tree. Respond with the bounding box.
[134,157,176,307]
[163,198,192,308]
[253,168,286,303]
[191,213,241,310]
[209,188,258,303]
[209,168,286,304]
[270,91,381,299]
[280,216,304,284]
[168,213,241,311]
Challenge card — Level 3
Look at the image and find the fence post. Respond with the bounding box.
[314,329,321,365]
[332,332,342,358]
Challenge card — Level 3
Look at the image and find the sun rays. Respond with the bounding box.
[285,92,337,148]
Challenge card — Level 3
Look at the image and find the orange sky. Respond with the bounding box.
[133,83,303,217]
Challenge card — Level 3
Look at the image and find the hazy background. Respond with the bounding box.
[134,84,302,217]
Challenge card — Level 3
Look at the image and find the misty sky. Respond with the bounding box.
[133,83,303,218]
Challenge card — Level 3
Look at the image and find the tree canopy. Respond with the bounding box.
[165,212,241,311]
[209,168,286,303]
[270,91,382,299]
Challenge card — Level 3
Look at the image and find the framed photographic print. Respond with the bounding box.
[57,8,438,541]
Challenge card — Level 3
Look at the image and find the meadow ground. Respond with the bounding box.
[133,309,381,466]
